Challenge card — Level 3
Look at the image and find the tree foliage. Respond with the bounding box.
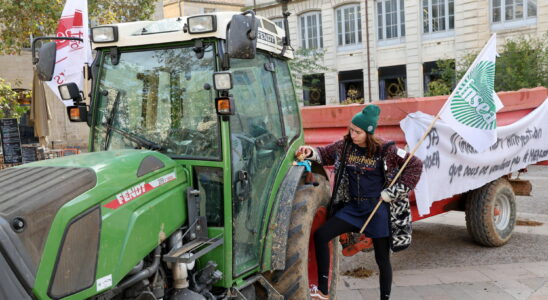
[288,48,331,105]
[0,0,157,55]
[425,59,456,96]
[493,34,548,91]
[288,48,330,89]
[0,78,29,119]
[0,0,64,55]
[88,0,157,25]
[427,34,548,96]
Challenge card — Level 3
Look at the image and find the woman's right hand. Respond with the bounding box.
[296,145,313,158]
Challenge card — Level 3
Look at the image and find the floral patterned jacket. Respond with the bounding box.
[315,138,423,204]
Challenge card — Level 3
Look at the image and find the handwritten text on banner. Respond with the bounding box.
[401,98,548,216]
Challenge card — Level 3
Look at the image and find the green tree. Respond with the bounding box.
[0,78,29,119]
[425,59,456,96]
[426,34,548,96]
[494,34,548,91]
[0,0,157,55]
[89,0,157,25]
[288,48,330,89]
[288,48,330,105]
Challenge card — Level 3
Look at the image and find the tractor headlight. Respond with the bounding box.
[187,15,216,34]
[213,72,232,90]
[91,26,118,43]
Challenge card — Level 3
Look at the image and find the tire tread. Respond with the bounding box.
[265,175,338,300]
[465,178,516,247]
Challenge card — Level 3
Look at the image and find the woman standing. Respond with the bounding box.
[297,105,423,300]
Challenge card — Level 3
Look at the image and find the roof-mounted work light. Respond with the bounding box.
[187,15,217,34]
[91,26,118,43]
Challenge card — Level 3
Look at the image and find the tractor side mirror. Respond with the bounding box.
[35,42,57,81]
[227,11,258,59]
[58,83,82,102]
[32,36,84,81]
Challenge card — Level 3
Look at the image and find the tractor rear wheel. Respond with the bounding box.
[465,177,517,247]
[266,174,339,300]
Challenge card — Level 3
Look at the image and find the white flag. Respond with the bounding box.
[46,0,93,106]
[439,34,503,153]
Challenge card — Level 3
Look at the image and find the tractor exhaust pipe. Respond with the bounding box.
[110,246,162,295]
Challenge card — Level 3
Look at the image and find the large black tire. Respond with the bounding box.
[465,177,517,247]
[265,174,339,300]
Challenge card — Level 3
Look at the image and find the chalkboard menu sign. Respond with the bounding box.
[0,118,22,164]
[22,146,38,164]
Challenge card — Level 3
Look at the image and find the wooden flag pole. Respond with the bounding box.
[359,113,441,234]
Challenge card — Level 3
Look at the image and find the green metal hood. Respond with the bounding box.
[22,149,180,187]
[17,150,190,299]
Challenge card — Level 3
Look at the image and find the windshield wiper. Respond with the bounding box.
[104,89,123,150]
[102,89,163,151]
[102,122,164,151]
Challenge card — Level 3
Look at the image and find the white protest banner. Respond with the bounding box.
[401,98,548,216]
[439,34,503,153]
[46,0,93,106]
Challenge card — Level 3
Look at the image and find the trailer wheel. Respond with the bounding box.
[265,174,339,300]
[465,178,517,247]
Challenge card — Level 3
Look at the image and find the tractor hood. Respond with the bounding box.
[0,150,181,298]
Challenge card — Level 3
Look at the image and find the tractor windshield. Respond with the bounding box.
[91,44,221,160]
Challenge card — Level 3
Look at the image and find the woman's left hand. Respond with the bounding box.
[381,183,411,203]
[380,189,394,202]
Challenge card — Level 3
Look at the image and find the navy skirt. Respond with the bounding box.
[334,198,390,238]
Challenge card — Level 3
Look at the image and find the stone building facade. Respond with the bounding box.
[249,0,547,105]
[163,0,244,18]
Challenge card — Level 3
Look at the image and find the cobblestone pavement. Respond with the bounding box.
[338,255,548,300]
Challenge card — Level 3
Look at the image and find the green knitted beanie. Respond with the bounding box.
[351,104,381,134]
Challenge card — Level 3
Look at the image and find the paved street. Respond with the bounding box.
[337,165,548,300]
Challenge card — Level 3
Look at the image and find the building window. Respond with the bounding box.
[377,0,405,41]
[491,0,537,28]
[303,74,325,106]
[422,0,454,35]
[339,70,364,103]
[201,7,216,13]
[272,18,285,31]
[336,4,362,48]
[378,65,407,100]
[299,12,323,49]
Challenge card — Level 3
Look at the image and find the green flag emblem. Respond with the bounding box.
[450,61,496,130]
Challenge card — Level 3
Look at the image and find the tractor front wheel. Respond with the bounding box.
[266,174,339,300]
[465,177,517,247]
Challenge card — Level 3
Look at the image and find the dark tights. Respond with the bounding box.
[314,217,392,300]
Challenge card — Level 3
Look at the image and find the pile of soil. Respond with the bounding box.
[343,267,375,278]
[516,219,543,226]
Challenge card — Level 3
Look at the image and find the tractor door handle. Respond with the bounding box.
[236,170,250,201]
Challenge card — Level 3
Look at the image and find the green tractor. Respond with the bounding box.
[0,10,339,300]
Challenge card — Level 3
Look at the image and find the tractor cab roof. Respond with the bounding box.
[91,12,293,59]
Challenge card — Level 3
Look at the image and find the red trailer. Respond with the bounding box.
[301,87,547,247]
